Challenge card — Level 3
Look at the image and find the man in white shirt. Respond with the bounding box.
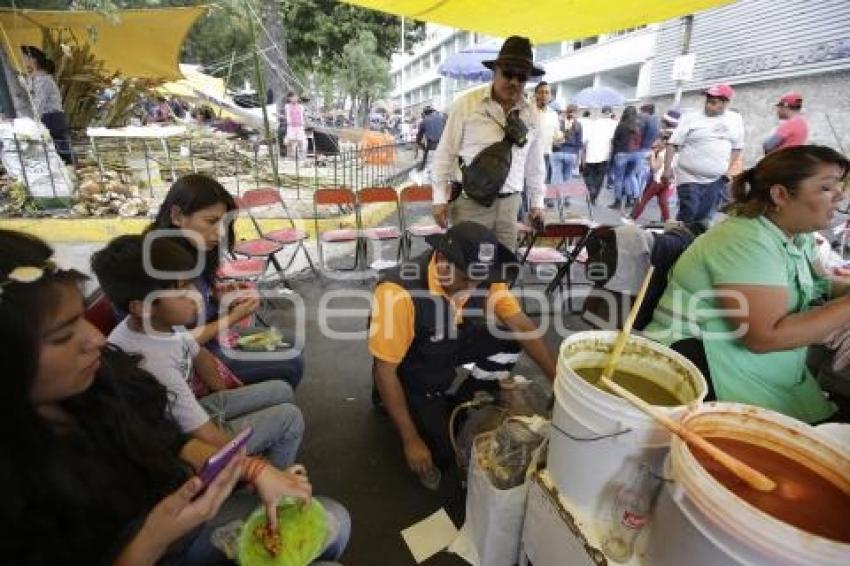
[661,84,744,222]
[534,81,559,183]
[431,36,546,250]
[581,108,617,204]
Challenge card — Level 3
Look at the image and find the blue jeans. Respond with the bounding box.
[675,177,728,222]
[199,380,304,469]
[209,339,305,390]
[550,151,578,185]
[182,492,351,565]
[611,151,645,202]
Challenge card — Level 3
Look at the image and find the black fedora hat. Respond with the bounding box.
[482,36,545,77]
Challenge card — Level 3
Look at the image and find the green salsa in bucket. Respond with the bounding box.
[575,366,684,406]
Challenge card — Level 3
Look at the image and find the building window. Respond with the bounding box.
[605,25,647,40]
[536,42,562,62]
[572,36,598,51]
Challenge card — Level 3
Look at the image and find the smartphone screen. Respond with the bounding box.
[196,426,253,495]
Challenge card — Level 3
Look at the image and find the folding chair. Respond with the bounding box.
[516,221,534,249]
[545,184,567,221]
[513,221,593,313]
[358,186,404,268]
[229,196,288,285]
[548,179,594,220]
[237,187,316,276]
[399,184,445,260]
[84,288,118,336]
[314,187,360,271]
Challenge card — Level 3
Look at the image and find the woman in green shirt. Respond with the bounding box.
[645,145,849,423]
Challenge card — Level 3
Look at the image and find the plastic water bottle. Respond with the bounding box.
[418,466,441,491]
[602,465,659,562]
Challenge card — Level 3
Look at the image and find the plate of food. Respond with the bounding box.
[237,499,328,566]
[234,328,290,351]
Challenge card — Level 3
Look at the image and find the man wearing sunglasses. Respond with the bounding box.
[661,83,744,223]
[431,35,546,250]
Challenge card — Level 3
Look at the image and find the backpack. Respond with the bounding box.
[582,223,705,330]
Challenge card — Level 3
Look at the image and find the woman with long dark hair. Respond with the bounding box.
[0,229,348,564]
[645,146,850,423]
[20,45,74,166]
[609,105,644,211]
[148,174,305,389]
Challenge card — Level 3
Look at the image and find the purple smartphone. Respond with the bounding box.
[196,426,253,495]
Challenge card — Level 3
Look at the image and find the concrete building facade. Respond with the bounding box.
[390,0,849,165]
[389,24,657,116]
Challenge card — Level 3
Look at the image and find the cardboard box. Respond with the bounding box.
[520,470,648,566]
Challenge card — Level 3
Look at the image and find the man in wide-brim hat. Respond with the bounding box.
[430,36,547,250]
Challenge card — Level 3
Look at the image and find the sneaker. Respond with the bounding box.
[608,200,622,210]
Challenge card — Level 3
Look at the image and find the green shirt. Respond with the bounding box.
[644,216,835,423]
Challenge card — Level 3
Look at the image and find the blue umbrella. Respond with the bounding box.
[438,45,499,82]
[571,86,626,108]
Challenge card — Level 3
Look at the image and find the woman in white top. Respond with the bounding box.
[20,45,74,165]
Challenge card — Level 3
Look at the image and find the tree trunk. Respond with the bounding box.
[257,0,288,116]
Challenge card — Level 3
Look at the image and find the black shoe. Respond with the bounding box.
[608,200,622,210]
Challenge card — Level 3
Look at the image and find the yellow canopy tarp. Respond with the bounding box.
[160,64,240,121]
[0,7,206,80]
[341,0,735,43]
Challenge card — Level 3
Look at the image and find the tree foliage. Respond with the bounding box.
[337,30,391,125]
[281,0,423,75]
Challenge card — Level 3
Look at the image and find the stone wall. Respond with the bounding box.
[649,69,850,167]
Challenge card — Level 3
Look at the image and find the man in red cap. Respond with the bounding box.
[661,83,744,223]
[763,92,808,154]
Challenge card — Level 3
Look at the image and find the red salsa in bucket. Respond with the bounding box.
[694,437,850,543]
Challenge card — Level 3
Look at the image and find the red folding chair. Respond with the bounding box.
[84,288,118,336]
[516,221,534,249]
[547,179,594,220]
[399,184,444,260]
[237,187,316,276]
[513,221,593,313]
[314,187,360,271]
[358,186,404,268]
[227,195,288,286]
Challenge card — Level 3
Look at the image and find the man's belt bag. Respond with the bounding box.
[455,109,528,208]
[457,138,513,207]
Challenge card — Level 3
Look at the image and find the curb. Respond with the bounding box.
[0,201,397,243]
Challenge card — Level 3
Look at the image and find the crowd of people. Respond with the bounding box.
[3,32,846,565]
[0,175,351,564]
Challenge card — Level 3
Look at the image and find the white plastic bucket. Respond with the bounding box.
[547,331,707,519]
[647,402,850,566]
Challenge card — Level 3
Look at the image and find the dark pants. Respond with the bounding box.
[41,111,74,166]
[670,338,715,401]
[582,161,607,204]
[402,328,522,467]
[544,153,552,184]
[675,177,727,223]
[208,340,305,389]
[418,140,438,171]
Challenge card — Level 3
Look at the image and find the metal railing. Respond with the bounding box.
[0,134,421,213]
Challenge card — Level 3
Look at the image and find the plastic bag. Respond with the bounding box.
[485,418,546,489]
[210,498,341,565]
[449,429,547,566]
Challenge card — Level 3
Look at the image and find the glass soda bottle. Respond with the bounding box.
[601,465,659,562]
